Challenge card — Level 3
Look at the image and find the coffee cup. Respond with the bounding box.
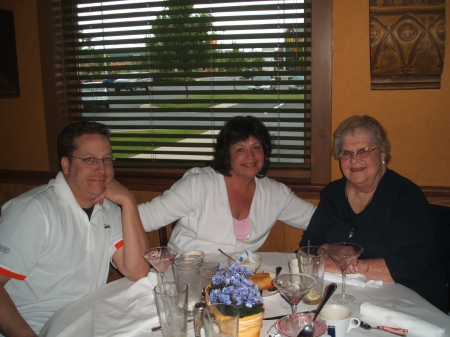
[318,304,360,337]
[288,258,300,273]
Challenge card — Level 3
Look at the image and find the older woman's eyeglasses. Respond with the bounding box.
[338,146,381,160]
[69,156,115,165]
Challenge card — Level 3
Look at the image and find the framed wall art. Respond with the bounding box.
[0,9,20,98]
[370,0,445,90]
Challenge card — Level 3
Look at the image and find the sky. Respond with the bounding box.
[78,0,305,51]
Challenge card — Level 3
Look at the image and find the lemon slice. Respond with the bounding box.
[305,291,321,301]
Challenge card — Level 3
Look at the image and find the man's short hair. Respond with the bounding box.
[58,122,111,161]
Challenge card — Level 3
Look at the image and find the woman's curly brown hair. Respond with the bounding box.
[210,115,272,178]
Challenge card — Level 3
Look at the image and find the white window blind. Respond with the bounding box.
[61,0,312,170]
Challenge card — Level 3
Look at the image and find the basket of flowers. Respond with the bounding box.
[206,263,265,337]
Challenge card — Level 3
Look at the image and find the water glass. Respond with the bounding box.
[297,246,327,305]
[202,303,239,337]
[201,260,220,289]
[172,256,203,315]
[154,281,188,337]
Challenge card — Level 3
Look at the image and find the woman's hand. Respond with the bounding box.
[346,261,359,274]
[324,256,341,273]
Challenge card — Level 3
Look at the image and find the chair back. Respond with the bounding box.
[430,204,450,279]
[158,221,178,246]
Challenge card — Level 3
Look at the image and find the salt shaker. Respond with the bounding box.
[193,301,207,337]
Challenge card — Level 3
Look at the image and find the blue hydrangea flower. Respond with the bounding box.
[209,263,264,314]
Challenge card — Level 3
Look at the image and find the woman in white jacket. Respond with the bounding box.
[138,116,316,254]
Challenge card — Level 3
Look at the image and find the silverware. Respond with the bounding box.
[263,310,316,320]
[359,321,408,336]
[218,248,236,262]
[267,266,282,292]
[297,283,337,337]
[151,318,194,332]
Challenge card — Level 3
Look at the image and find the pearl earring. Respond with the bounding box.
[382,161,386,164]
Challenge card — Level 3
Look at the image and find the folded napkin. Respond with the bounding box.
[93,272,160,337]
[324,272,382,288]
[360,302,445,337]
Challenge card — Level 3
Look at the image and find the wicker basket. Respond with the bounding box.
[205,285,264,337]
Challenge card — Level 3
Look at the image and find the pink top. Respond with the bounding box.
[233,217,250,242]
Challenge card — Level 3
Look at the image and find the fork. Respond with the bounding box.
[359,321,408,336]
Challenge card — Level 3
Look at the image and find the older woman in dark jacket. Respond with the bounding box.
[301,115,447,312]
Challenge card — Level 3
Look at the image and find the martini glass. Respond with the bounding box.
[142,246,178,284]
[326,242,364,304]
[273,273,316,314]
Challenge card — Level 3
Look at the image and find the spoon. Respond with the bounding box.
[218,249,236,262]
[359,321,408,336]
[267,266,282,291]
[297,283,337,337]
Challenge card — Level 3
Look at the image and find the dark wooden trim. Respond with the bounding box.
[1,169,449,199]
[0,170,56,186]
[311,0,332,185]
[37,0,65,172]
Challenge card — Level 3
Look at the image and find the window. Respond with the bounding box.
[42,0,331,183]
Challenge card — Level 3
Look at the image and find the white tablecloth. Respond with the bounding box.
[39,252,450,337]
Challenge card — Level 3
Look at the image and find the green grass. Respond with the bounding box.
[154,93,303,108]
[111,129,205,158]
[110,93,304,157]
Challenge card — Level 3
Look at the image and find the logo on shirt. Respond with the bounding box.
[104,224,111,229]
[0,245,10,254]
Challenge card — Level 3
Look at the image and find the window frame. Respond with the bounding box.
[38,0,331,188]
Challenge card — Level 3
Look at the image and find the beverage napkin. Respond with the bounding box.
[93,272,160,337]
[360,302,445,337]
[324,272,382,288]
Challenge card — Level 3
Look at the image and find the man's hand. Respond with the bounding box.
[92,179,134,207]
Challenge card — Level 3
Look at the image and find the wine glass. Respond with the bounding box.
[326,242,364,304]
[273,273,316,314]
[142,246,178,284]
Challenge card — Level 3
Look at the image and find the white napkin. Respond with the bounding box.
[324,272,382,288]
[360,302,445,337]
[93,272,160,337]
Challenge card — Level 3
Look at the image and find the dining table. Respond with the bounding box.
[38,252,450,337]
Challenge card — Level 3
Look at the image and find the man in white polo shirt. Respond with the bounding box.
[0,122,149,337]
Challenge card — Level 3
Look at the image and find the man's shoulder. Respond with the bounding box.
[11,180,56,202]
[1,180,59,223]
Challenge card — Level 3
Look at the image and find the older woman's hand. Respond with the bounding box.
[346,261,359,274]
[324,253,359,274]
[324,257,341,273]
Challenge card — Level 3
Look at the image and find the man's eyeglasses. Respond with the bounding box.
[69,156,115,165]
[338,146,381,160]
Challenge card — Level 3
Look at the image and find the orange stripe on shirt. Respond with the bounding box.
[0,266,26,280]
[115,239,124,250]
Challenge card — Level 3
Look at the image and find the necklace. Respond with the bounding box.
[229,180,253,204]
[233,185,247,204]
[346,181,376,239]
